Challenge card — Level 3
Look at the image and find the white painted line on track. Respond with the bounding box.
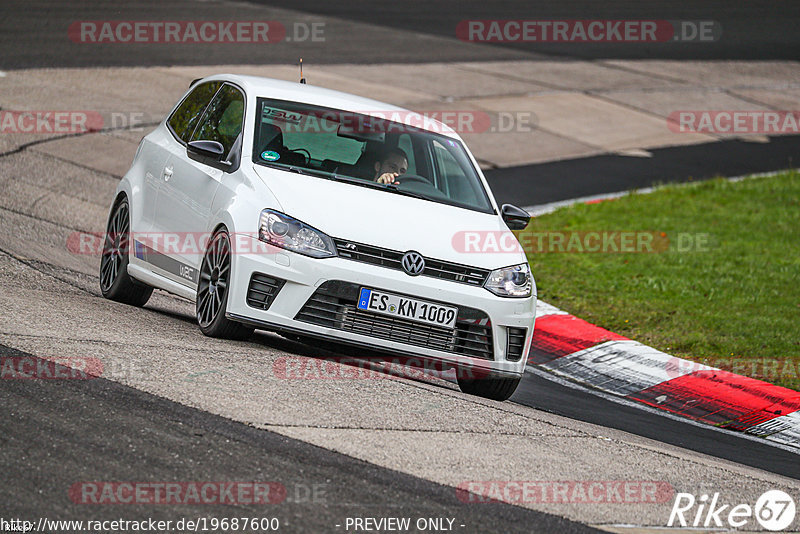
[535,299,568,318]
[542,340,716,397]
[746,410,800,448]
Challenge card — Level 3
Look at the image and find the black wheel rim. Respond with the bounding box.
[197,232,230,327]
[100,201,129,292]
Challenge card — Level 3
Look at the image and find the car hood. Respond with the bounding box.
[252,164,527,270]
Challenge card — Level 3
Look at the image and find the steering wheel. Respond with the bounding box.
[394,174,430,185]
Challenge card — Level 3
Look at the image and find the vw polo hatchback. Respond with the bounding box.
[100,74,536,400]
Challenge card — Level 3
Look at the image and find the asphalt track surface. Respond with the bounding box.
[246,0,800,61]
[1,1,799,69]
[485,134,800,207]
[0,344,597,533]
[512,372,800,481]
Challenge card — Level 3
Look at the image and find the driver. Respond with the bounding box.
[373,147,408,185]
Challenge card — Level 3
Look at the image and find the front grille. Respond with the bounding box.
[246,272,286,310]
[333,238,490,286]
[294,281,494,360]
[506,327,527,362]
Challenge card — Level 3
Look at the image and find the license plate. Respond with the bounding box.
[357,288,458,328]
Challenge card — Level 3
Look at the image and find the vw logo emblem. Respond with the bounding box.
[401,251,425,276]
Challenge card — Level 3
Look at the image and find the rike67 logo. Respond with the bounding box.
[669,490,796,531]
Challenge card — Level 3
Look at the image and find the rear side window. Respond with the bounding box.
[167,81,221,143]
[190,84,245,157]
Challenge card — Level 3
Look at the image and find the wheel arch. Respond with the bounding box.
[110,190,128,210]
[209,221,230,237]
[109,176,138,231]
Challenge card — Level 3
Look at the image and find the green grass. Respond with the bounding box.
[521,170,800,390]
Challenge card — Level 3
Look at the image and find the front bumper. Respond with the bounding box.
[225,241,536,377]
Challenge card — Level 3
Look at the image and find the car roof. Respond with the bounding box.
[200,73,460,138]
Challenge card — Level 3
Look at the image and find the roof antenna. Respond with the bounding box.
[299,58,306,84]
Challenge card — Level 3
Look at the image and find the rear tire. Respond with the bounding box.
[196,229,254,341]
[99,197,153,307]
[457,375,521,401]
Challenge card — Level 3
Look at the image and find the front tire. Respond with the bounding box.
[99,197,153,307]
[196,229,254,340]
[457,375,521,401]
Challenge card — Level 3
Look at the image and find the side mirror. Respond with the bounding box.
[187,140,229,169]
[501,204,531,230]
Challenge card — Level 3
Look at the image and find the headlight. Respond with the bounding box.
[258,210,336,258]
[484,263,532,298]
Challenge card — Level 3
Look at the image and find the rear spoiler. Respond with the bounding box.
[190,78,203,88]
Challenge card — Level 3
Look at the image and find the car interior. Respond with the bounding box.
[253,106,489,212]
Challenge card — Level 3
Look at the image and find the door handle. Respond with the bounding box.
[163,166,173,181]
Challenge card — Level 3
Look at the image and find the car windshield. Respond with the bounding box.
[252,97,494,213]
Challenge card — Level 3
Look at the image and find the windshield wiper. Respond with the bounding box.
[329,172,384,189]
[332,174,432,201]
[383,184,432,201]
[260,161,331,179]
[290,166,331,179]
[328,171,435,201]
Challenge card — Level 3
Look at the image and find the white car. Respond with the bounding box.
[100,74,536,400]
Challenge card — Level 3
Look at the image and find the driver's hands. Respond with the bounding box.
[376,172,400,185]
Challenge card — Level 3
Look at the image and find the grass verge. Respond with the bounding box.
[521,170,800,390]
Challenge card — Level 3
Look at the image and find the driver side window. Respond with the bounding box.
[167,81,221,143]
[190,84,245,157]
